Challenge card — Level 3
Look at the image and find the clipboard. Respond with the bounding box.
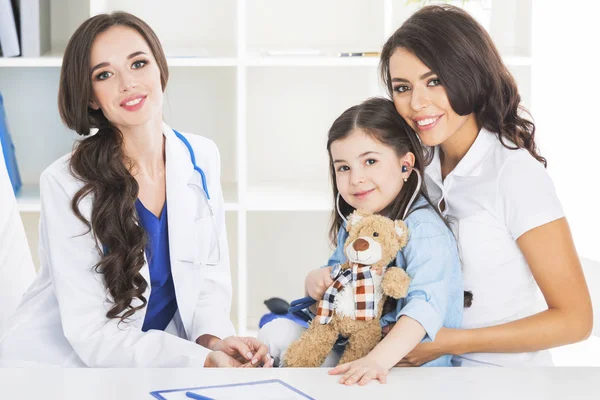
[150,379,315,400]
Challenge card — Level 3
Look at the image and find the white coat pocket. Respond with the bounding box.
[193,215,220,266]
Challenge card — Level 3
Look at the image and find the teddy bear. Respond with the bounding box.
[283,210,412,368]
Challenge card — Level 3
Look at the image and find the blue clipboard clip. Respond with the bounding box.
[185,392,213,400]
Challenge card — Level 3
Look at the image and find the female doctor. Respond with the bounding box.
[0,12,272,368]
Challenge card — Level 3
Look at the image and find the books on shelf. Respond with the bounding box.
[18,0,50,57]
[0,0,51,58]
[0,0,21,57]
[0,92,23,195]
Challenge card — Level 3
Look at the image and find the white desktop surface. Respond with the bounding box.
[0,367,598,399]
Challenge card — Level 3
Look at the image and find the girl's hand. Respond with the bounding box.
[305,267,333,301]
[328,356,389,386]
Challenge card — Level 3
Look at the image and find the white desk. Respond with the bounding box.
[0,367,599,399]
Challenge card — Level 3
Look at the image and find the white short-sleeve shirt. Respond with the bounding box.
[425,128,565,366]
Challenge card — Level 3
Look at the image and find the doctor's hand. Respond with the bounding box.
[305,267,333,301]
[204,350,243,367]
[212,336,274,368]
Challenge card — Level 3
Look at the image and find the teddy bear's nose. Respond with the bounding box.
[353,238,369,251]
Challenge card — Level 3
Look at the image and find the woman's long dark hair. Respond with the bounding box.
[380,4,546,167]
[58,12,169,323]
[327,97,442,245]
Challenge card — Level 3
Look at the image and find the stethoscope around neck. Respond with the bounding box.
[102,129,213,256]
[173,129,211,204]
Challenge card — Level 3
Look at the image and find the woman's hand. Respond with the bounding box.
[328,356,389,386]
[395,341,444,367]
[211,336,274,367]
[389,327,452,367]
[305,267,333,301]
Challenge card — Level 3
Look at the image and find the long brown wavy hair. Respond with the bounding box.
[58,12,169,323]
[380,4,546,167]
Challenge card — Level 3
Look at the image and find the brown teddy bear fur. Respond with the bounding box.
[283,211,411,368]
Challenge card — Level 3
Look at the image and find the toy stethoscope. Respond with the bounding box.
[288,166,422,315]
[103,129,215,257]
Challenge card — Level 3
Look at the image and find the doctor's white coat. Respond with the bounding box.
[0,140,35,331]
[0,124,235,367]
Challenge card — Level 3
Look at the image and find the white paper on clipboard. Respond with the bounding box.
[150,379,315,400]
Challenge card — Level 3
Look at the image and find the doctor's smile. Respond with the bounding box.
[120,94,147,111]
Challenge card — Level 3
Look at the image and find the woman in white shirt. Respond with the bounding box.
[0,12,271,368]
[378,5,592,366]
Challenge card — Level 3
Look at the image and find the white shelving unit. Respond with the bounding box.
[0,0,534,335]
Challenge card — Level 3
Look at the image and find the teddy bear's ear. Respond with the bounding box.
[394,220,409,249]
[347,210,367,229]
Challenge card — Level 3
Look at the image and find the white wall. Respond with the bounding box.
[532,0,600,262]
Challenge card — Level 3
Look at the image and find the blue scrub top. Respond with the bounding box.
[135,199,178,332]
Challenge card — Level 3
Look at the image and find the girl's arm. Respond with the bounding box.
[400,218,593,366]
[329,315,427,386]
[366,316,426,369]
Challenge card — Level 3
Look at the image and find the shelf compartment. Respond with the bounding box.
[246,211,334,330]
[246,66,383,198]
[391,0,532,59]
[163,67,238,200]
[93,0,237,57]
[245,185,332,211]
[246,0,385,56]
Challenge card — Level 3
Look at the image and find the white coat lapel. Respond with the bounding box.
[163,124,213,339]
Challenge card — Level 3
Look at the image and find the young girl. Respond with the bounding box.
[259,97,464,384]
[379,5,592,367]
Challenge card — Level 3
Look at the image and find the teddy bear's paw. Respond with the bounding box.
[382,267,411,299]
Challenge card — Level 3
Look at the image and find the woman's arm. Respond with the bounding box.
[399,218,592,365]
[454,218,591,353]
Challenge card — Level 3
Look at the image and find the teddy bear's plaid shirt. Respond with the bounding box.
[317,263,375,324]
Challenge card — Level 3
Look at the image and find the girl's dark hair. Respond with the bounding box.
[327,97,442,245]
[380,4,546,167]
[58,12,169,323]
